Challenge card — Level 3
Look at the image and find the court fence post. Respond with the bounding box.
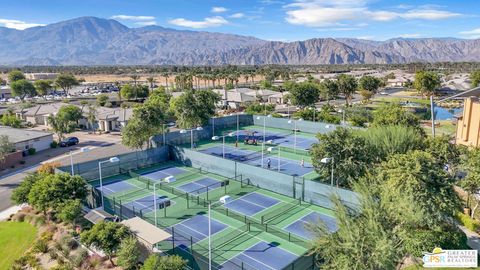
[190,236,193,252]
[119,199,122,220]
[172,227,175,253]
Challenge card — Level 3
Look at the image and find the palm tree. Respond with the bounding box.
[162,73,170,92]
[146,76,155,93]
[130,75,140,86]
[86,105,98,134]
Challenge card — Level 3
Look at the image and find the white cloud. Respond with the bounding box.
[401,9,460,20]
[168,16,229,29]
[111,15,156,21]
[399,33,422,38]
[459,28,480,39]
[211,7,228,13]
[230,13,245,19]
[134,21,158,26]
[357,35,374,40]
[284,0,461,28]
[0,18,44,30]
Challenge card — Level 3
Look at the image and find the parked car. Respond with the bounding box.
[59,137,79,147]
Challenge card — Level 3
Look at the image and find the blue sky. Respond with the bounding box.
[0,0,479,41]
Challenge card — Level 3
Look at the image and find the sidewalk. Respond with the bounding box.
[0,204,24,220]
[459,225,480,252]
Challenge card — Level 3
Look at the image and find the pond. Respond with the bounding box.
[401,102,462,120]
[433,106,463,120]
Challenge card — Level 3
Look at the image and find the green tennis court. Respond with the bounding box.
[98,162,334,270]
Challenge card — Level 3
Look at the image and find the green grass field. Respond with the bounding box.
[0,222,37,269]
[100,163,329,269]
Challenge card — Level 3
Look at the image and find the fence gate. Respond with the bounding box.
[293,177,304,201]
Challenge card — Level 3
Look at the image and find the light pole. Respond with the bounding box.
[338,108,345,125]
[212,117,215,137]
[208,200,224,270]
[162,124,167,146]
[180,127,204,149]
[153,181,161,227]
[257,115,271,167]
[430,95,436,137]
[212,132,234,158]
[288,118,303,154]
[70,147,91,175]
[98,156,120,210]
[321,157,334,186]
[267,146,281,172]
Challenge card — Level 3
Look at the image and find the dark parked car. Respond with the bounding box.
[59,137,79,147]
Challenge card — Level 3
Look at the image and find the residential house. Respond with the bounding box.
[456,97,480,147]
[0,85,12,99]
[268,91,289,104]
[17,102,133,132]
[0,126,53,152]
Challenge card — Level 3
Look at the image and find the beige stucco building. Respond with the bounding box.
[456,97,480,147]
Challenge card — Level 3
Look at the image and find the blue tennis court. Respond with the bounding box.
[169,215,228,248]
[233,129,317,150]
[224,192,279,216]
[200,145,262,162]
[220,241,298,270]
[201,145,313,176]
[141,166,186,182]
[122,195,172,215]
[100,181,135,196]
[176,177,223,195]
[246,156,313,176]
[284,212,338,239]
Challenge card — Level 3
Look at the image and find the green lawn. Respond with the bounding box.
[0,221,38,269]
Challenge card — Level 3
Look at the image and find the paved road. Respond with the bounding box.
[0,133,131,212]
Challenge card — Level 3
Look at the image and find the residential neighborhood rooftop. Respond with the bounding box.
[0,126,52,143]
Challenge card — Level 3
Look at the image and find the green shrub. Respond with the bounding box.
[456,212,480,232]
[50,141,58,148]
[41,231,54,241]
[72,248,89,267]
[13,213,26,222]
[49,248,59,260]
[34,239,49,253]
[403,226,469,257]
[27,148,36,155]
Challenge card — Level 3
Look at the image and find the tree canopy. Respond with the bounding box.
[471,70,480,88]
[121,84,149,100]
[169,89,219,128]
[371,103,421,132]
[7,70,26,83]
[55,73,80,95]
[141,254,187,270]
[27,173,87,212]
[310,127,374,186]
[10,79,36,101]
[336,74,357,105]
[81,222,131,264]
[319,79,339,104]
[33,80,53,97]
[287,82,320,108]
[47,105,83,140]
[0,135,14,162]
[414,71,441,96]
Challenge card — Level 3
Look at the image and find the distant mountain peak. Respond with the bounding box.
[0,16,479,65]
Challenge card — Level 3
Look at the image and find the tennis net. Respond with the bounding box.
[129,170,152,189]
[261,198,301,224]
